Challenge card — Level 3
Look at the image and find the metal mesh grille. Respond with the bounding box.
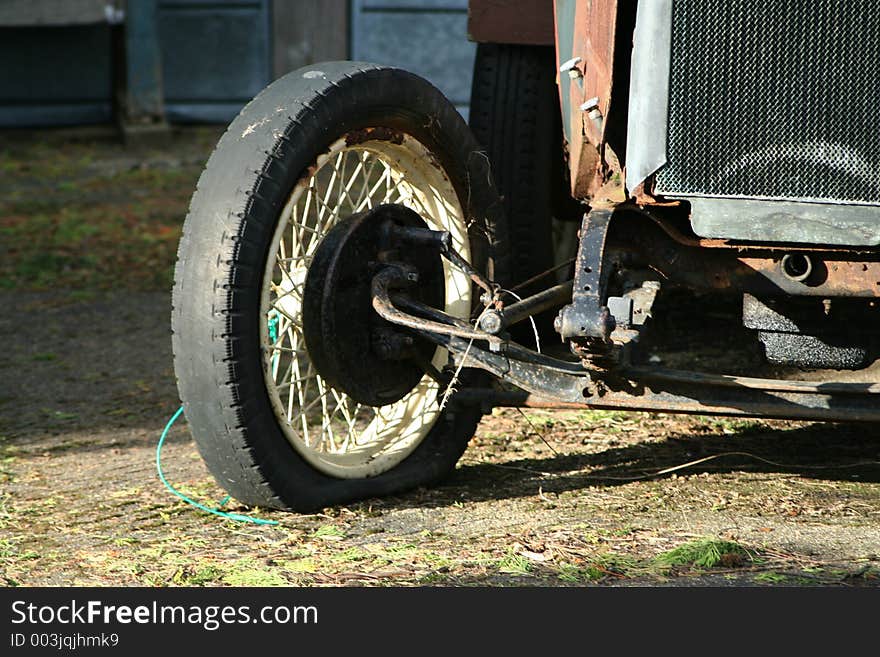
[655,1,880,206]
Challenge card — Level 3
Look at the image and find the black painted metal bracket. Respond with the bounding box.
[555,208,616,340]
[370,210,880,423]
[373,269,880,422]
[429,333,880,423]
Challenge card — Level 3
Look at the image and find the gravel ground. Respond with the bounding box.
[0,128,878,587]
[1,289,878,587]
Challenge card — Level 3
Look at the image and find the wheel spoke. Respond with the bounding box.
[287,388,335,430]
[335,152,364,213]
[270,280,304,305]
[315,375,337,452]
[262,142,464,472]
[268,345,308,355]
[328,387,358,444]
[275,374,317,392]
[270,302,304,329]
[357,162,391,212]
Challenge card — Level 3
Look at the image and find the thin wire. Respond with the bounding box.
[515,408,559,456]
[652,451,880,476]
[438,306,492,411]
[499,288,541,354]
[474,450,880,482]
[156,406,279,526]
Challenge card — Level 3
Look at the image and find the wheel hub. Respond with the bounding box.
[302,204,446,406]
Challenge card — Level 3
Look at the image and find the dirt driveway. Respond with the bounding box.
[1,128,878,587]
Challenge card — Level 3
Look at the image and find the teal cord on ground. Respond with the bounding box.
[156,406,278,526]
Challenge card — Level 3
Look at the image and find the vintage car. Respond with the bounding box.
[171,1,880,511]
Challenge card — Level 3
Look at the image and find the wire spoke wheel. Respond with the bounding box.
[262,138,472,477]
[172,63,501,511]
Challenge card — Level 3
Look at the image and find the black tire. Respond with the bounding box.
[172,62,504,512]
[469,43,580,338]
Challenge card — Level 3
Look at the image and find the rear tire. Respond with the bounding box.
[470,43,581,340]
[172,62,503,512]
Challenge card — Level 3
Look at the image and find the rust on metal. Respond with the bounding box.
[617,244,880,297]
[738,258,880,297]
[605,208,880,297]
[468,0,555,45]
[345,126,405,147]
[630,179,679,207]
[573,0,617,146]
[554,0,631,199]
[568,133,603,201]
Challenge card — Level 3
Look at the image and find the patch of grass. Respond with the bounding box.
[496,551,532,576]
[841,565,880,583]
[577,409,635,425]
[699,416,765,435]
[378,542,418,555]
[0,538,16,559]
[0,179,193,291]
[593,553,640,577]
[312,525,346,541]
[655,538,750,570]
[279,558,319,574]
[555,564,582,583]
[67,290,96,302]
[221,561,289,586]
[44,410,78,422]
[334,547,371,563]
[754,572,788,584]
[419,551,456,571]
[518,412,557,431]
[173,565,224,586]
[0,531,39,563]
[0,494,18,526]
[610,526,637,538]
[556,562,604,583]
[0,457,15,484]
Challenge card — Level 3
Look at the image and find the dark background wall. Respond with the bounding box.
[0,0,476,127]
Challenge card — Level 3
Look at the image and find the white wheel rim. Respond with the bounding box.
[260,135,472,478]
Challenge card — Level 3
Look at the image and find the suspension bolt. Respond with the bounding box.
[478,310,504,335]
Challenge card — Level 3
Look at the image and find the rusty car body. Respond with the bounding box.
[462,0,880,421]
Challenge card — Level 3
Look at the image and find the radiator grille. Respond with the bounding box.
[655,1,880,206]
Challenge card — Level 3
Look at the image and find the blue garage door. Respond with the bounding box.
[350,0,475,119]
[158,0,271,123]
